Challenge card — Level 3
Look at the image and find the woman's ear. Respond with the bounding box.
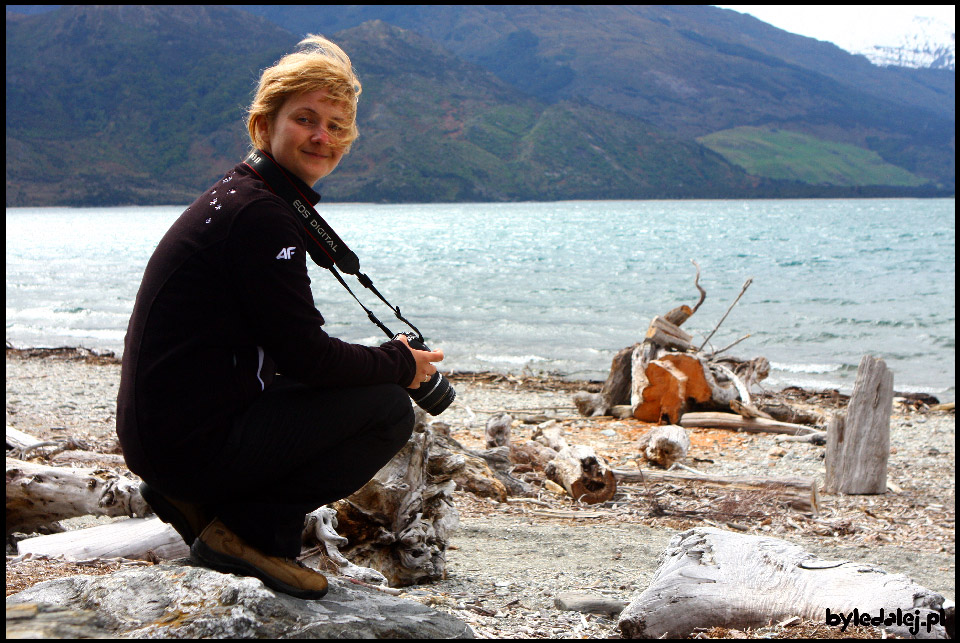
[253,114,271,151]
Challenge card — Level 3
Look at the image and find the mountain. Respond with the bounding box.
[853,17,955,70]
[5,6,756,206]
[238,5,955,191]
[6,5,296,206]
[5,5,954,206]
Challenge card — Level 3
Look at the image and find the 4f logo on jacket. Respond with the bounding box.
[276,247,297,260]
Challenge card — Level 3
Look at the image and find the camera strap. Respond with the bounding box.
[243,150,355,272]
[242,149,424,342]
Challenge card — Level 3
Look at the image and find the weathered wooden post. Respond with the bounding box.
[825,355,894,494]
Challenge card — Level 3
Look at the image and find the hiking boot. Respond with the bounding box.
[139,482,210,546]
[190,519,328,600]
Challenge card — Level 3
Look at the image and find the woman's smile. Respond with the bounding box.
[260,89,350,185]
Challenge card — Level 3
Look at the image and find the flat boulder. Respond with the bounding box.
[6,559,473,638]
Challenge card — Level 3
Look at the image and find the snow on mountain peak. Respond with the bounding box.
[855,15,955,70]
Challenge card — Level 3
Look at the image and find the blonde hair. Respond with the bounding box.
[247,35,362,153]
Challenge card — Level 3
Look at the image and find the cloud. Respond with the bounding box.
[714,5,955,52]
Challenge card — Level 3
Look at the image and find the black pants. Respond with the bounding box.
[169,378,415,558]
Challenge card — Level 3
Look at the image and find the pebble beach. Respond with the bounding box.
[5,347,956,638]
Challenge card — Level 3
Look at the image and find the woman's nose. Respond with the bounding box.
[312,126,331,144]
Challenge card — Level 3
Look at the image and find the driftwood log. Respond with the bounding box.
[510,439,560,470]
[680,412,819,435]
[638,425,689,468]
[618,527,950,639]
[469,445,534,497]
[825,355,894,494]
[438,413,620,505]
[614,469,820,514]
[7,425,45,454]
[6,457,150,535]
[17,516,189,561]
[438,441,510,501]
[757,401,824,426]
[533,421,568,451]
[776,430,827,445]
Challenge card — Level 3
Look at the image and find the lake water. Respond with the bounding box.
[6,199,955,401]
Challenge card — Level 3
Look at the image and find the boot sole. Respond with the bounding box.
[190,538,328,600]
[139,482,197,545]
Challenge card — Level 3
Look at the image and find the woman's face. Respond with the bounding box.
[260,89,350,185]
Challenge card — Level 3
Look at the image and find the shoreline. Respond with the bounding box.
[5,344,953,406]
[5,342,955,637]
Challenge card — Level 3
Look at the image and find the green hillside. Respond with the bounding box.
[698,127,931,187]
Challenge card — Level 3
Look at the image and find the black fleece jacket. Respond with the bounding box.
[116,160,415,482]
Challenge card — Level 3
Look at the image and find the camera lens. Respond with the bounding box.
[408,371,456,416]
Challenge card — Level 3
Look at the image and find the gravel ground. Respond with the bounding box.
[5,349,956,638]
[417,371,956,638]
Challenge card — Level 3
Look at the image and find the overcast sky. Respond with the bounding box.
[714,5,956,53]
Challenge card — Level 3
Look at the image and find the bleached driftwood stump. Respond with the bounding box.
[6,457,150,535]
[638,424,689,468]
[825,354,894,494]
[485,412,512,448]
[629,338,739,423]
[532,422,617,504]
[600,344,639,412]
[544,444,617,504]
[577,265,779,422]
[301,506,388,585]
[618,527,950,639]
[330,422,461,587]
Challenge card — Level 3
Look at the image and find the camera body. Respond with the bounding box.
[396,332,456,416]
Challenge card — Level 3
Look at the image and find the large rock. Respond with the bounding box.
[6,559,473,638]
[7,602,114,639]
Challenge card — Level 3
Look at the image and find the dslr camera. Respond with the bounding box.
[397,332,456,416]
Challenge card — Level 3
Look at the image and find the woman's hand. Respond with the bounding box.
[395,334,445,389]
